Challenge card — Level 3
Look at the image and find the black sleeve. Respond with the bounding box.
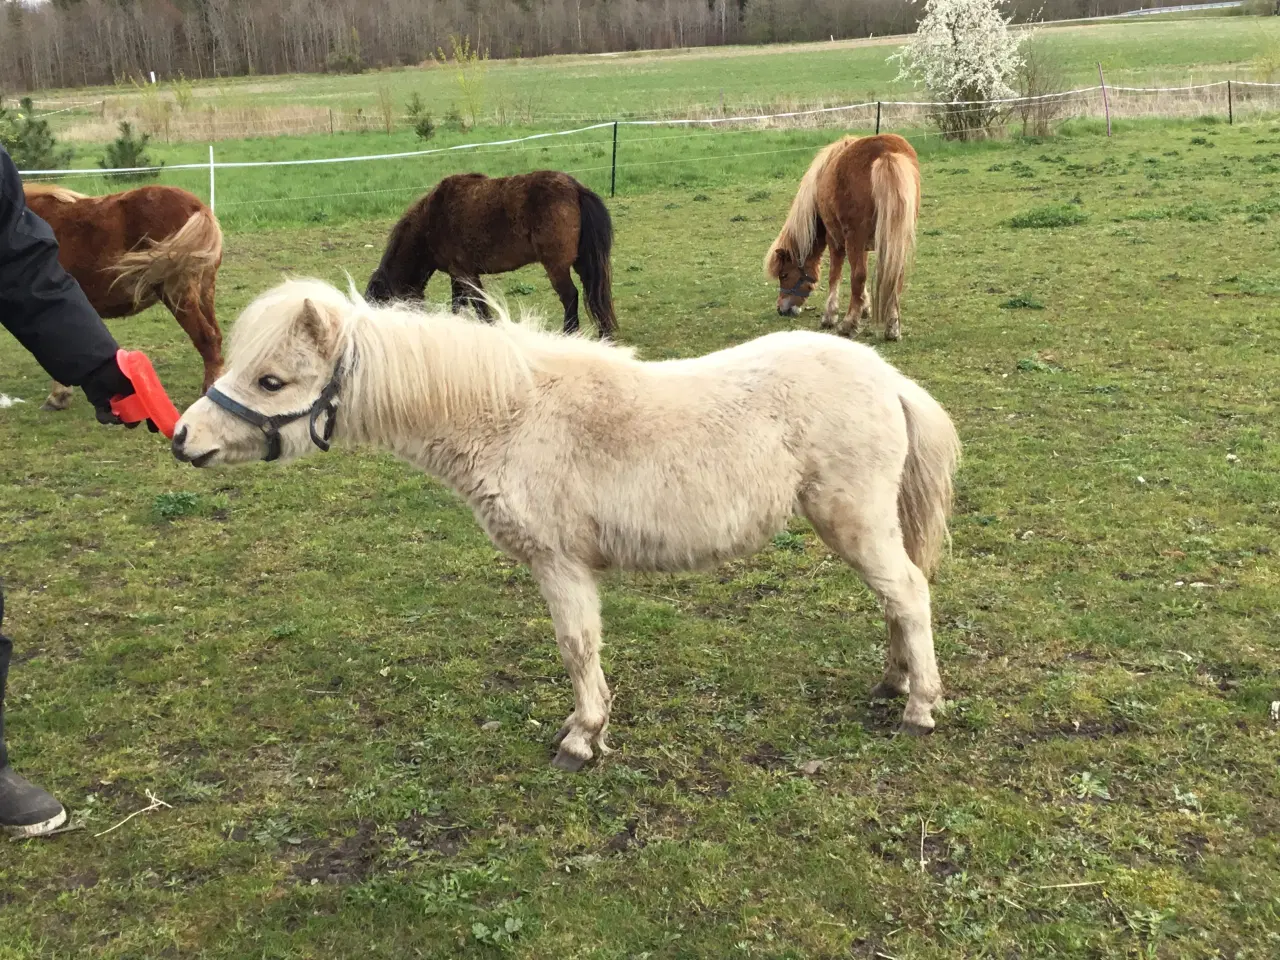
[0,145,119,386]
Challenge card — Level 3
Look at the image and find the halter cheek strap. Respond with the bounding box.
[205,356,349,463]
[779,271,817,298]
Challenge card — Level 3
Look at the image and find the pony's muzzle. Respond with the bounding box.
[171,424,218,468]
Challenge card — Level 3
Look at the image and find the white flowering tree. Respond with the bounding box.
[890,0,1027,139]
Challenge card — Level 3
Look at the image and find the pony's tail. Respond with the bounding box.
[871,150,920,332]
[574,185,617,339]
[896,376,960,580]
[110,206,223,306]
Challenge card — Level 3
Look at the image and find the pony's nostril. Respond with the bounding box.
[171,425,189,460]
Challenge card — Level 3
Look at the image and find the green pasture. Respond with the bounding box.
[22,15,1280,129]
[2,104,1278,957]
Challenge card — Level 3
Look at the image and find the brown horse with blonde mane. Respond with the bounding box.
[765,134,920,341]
[365,170,617,338]
[23,183,224,409]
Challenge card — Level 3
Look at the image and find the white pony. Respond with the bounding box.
[172,279,961,770]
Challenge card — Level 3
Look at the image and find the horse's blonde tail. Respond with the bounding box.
[871,150,920,330]
[23,183,88,203]
[896,376,960,579]
[110,207,223,306]
[764,136,851,278]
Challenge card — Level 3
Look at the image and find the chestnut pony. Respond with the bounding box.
[24,183,223,409]
[365,170,617,338]
[765,134,920,341]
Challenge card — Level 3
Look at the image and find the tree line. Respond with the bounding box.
[2,0,1208,93]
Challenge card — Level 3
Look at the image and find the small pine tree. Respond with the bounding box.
[0,98,74,170]
[99,121,162,181]
[414,114,436,141]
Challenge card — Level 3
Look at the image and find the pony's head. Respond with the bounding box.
[365,212,433,303]
[764,245,818,317]
[172,279,353,467]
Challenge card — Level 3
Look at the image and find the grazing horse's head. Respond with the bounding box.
[172,280,350,468]
[365,211,434,304]
[765,246,818,317]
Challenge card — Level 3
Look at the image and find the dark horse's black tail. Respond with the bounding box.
[573,185,617,338]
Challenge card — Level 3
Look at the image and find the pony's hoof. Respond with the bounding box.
[551,747,590,772]
[884,327,902,342]
[40,400,69,412]
[898,720,935,737]
[869,680,907,701]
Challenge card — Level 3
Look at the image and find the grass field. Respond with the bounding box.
[2,88,1279,958]
[21,15,1280,135]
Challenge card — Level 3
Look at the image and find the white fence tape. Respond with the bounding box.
[17,81,1280,181]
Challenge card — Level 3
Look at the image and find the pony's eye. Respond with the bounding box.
[258,375,286,392]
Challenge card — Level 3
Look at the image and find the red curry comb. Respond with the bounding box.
[109,349,181,439]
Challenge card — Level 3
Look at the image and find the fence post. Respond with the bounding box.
[1228,80,1233,125]
[1098,63,1111,138]
[876,101,882,135]
[610,121,618,198]
[329,108,334,135]
[208,144,215,214]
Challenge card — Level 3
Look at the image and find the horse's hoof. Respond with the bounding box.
[884,328,902,342]
[40,401,68,412]
[869,681,907,701]
[551,747,589,772]
[898,720,935,737]
[551,724,570,748]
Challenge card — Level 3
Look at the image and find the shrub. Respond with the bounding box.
[1015,34,1069,137]
[890,0,1026,140]
[0,98,73,171]
[414,114,436,141]
[99,121,161,181]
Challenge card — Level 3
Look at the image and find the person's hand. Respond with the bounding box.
[80,356,157,431]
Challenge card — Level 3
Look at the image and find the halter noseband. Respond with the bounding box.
[205,356,349,462]
[779,271,817,299]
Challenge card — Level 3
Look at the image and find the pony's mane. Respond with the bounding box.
[23,183,88,203]
[764,136,856,277]
[230,277,634,438]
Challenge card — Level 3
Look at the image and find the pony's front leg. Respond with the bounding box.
[533,558,612,772]
[822,248,845,329]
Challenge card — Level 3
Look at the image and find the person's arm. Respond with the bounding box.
[0,146,133,421]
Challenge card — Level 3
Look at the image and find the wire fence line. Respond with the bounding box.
[17,80,1280,215]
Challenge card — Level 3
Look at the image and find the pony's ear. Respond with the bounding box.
[763,245,789,280]
[295,299,339,354]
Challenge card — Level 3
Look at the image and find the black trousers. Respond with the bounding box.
[0,584,10,769]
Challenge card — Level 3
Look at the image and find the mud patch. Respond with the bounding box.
[292,820,381,885]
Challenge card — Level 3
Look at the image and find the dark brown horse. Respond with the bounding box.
[24,183,224,408]
[365,170,617,338]
[764,134,920,341]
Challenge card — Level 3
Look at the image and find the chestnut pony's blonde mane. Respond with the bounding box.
[763,136,856,278]
[231,278,635,438]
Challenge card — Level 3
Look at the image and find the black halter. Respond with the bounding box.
[205,356,348,462]
[780,270,817,298]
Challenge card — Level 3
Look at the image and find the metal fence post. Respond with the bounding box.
[876,101,882,135]
[610,121,618,198]
[208,144,215,213]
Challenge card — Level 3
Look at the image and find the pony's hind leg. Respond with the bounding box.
[803,486,942,734]
[822,248,845,330]
[164,283,223,394]
[533,558,612,771]
[837,247,870,337]
[42,381,75,412]
[544,262,581,335]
